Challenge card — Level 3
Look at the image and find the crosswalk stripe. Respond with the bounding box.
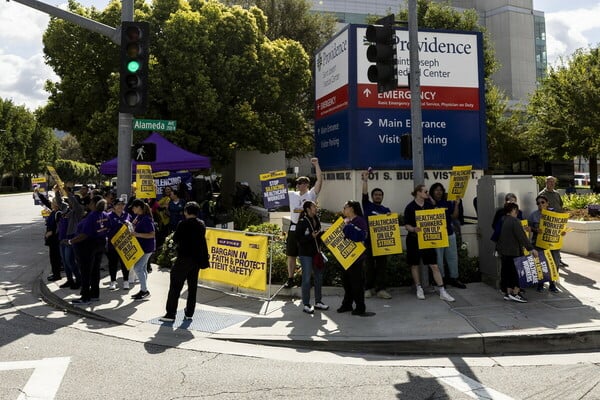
[0,357,70,400]
[426,367,515,400]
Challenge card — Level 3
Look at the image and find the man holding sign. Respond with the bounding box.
[403,185,455,302]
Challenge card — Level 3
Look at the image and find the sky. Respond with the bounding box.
[0,0,599,111]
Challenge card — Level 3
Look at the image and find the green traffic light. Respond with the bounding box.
[127,60,140,73]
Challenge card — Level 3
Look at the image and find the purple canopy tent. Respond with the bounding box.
[99,132,211,175]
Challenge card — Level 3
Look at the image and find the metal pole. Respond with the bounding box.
[408,0,424,186]
[116,0,135,198]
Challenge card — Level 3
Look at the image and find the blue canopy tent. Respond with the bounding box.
[99,132,211,175]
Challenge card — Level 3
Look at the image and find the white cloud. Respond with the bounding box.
[544,4,600,65]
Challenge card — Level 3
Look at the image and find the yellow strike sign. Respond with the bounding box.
[46,166,67,196]
[368,213,402,256]
[201,229,268,291]
[321,217,366,270]
[110,224,144,270]
[447,165,472,201]
[136,164,156,199]
[535,209,569,250]
[415,208,449,249]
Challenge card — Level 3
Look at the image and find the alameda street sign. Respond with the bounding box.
[133,119,177,132]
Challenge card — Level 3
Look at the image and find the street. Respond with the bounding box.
[1,193,600,400]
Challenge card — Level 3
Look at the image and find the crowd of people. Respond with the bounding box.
[36,170,567,319]
[36,180,208,319]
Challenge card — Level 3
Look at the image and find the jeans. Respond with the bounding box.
[60,242,80,283]
[435,232,459,279]
[133,252,153,292]
[300,255,324,306]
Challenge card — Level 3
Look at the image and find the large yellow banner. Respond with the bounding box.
[321,217,366,270]
[535,209,569,250]
[136,164,156,199]
[202,229,268,291]
[447,165,472,200]
[110,224,144,270]
[368,213,402,256]
[416,208,449,249]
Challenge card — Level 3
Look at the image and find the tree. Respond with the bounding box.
[526,48,600,187]
[41,0,312,166]
[59,134,84,161]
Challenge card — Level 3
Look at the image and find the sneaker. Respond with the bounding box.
[131,290,150,300]
[503,294,510,301]
[314,302,329,310]
[376,289,392,299]
[416,286,425,300]
[439,290,455,302]
[303,304,314,314]
[71,298,91,305]
[183,308,193,320]
[159,315,175,322]
[47,275,60,282]
[451,279,467,289]
[123,281,130,290]
[508,293,527,303]
[59,281,73,289]
[364,289,373,298]
[549,283,559,293]
[283,278,294,289]
[108,281,117,290]
[537,283,545,292]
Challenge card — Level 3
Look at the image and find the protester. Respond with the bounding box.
[167,189,186,234]
[66,195,108,305]
[403,185,455,302]
[361,170,392,299]
[129,199,156,301]
[539,176,568,267]
[106,196,131,290]
[528,194,562,293]
[296,200,329,314]
[36,188,62,282]
[55,186,84,290]
[428,182,467,289]
[496,202,538,303]
[284,157,323,288]
[160,201,209,322]
[336,200,369,315]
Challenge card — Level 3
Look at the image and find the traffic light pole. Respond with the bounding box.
[9,0,135,199]
[408,0,425,186]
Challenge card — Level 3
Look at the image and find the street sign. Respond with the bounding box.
[133,119,177,132]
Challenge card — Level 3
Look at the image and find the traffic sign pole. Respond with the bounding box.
[408,0,425,186]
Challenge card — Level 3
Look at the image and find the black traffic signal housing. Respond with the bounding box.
[400,134,412,160]
[119,21,150,114]
[366,23,397,93]
[131,142,156,162]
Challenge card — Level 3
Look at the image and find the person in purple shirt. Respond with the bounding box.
[129,199,156,301]
[106,196,131,290]
[337,200,369,316]
[65,195,108,305]
[361,170,393,300]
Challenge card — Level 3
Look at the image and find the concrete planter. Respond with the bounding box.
[562,220,600,256]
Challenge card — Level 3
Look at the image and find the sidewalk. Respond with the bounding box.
[38,252,600,356]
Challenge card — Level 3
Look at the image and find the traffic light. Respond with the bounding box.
[119,21,149,114]
[400,134,412,160]
[366,23,397,93]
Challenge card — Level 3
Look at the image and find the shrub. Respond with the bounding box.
[563,193,600,210]
[229,207,262,230]
[156,232,176,268]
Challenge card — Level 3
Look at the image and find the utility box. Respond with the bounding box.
[477,175,539,288]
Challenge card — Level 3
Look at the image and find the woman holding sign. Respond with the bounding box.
[404,185,455,302]
[296,201,329,314]
[337,200,369,316]
[129,199,156,301]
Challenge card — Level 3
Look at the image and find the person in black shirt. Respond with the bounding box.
[160,201,209,322]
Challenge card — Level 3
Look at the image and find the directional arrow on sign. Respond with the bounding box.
[363,88,372,97]
[364,118,373,127]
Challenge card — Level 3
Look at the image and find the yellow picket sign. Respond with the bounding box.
[321,217,366,270]
[110,224,144,270]
[201,229,268,291]
[135,164,156,199]
[535,209,569,250]
[415,208,449,249]
[368,213,402,256]
[544,249,560,282]
[447,165,472,201]
[46,166,67,196]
